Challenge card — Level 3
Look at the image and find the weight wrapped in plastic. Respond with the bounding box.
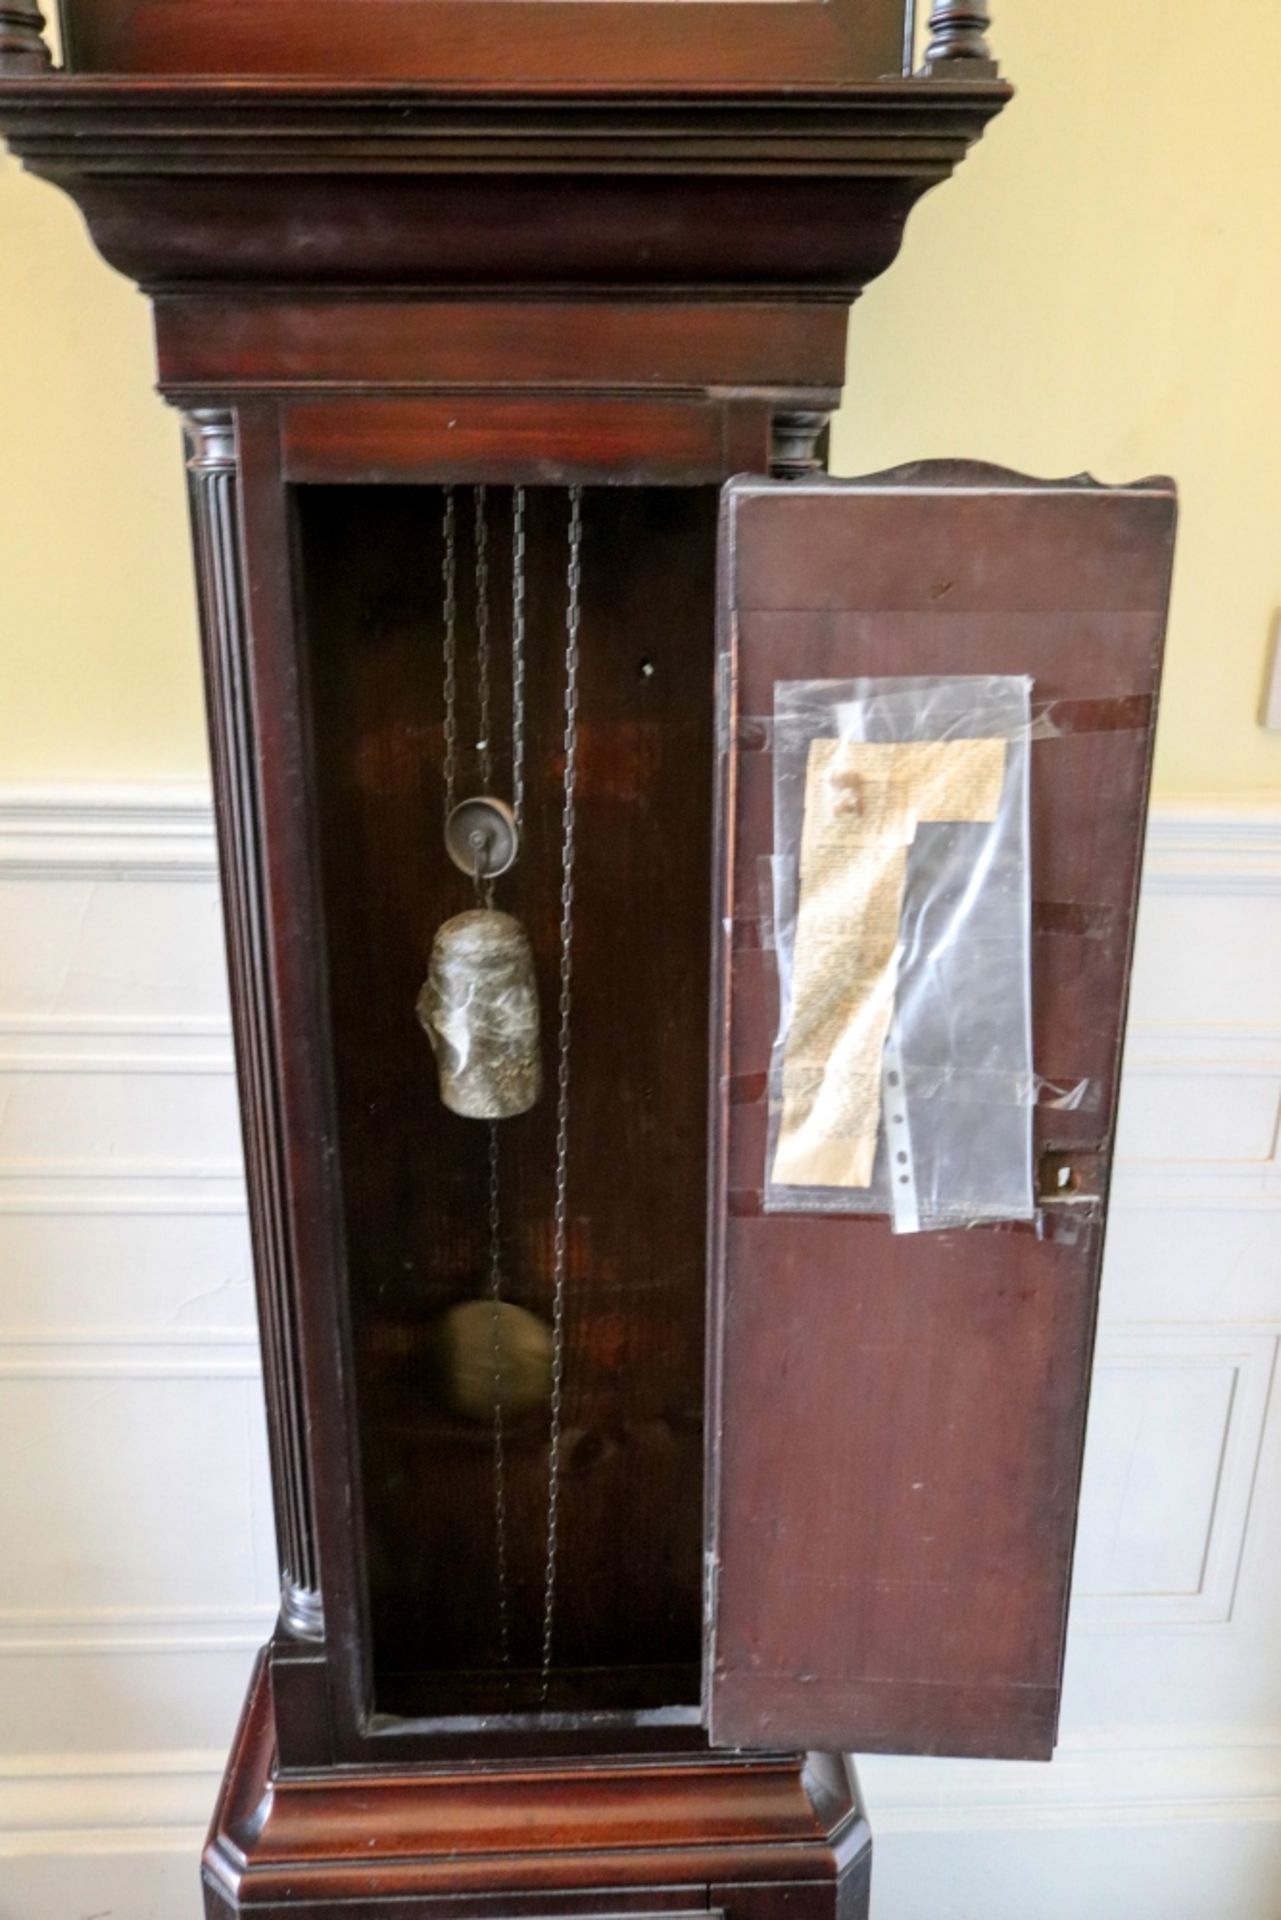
[417,909,542,1120]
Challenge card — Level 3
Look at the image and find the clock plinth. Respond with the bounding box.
[205,1657,872,1920]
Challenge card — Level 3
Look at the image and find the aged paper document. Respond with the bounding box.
[772,737,1007,1191]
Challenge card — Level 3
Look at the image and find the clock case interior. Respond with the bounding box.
[299,481,718,1731]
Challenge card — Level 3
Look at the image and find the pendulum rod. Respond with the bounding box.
[540,484,583,1702]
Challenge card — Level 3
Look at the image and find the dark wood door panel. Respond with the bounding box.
[708,463,1176,1760]
[712,1212,1096,1757]
[728,479,1178,616]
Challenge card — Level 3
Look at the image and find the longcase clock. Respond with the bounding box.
[0,2,1176,1913]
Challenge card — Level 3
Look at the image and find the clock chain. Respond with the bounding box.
[440,485,459,819]
[436,482,580,1703]
[485,1117,511,1672]
[539,484,582,1702]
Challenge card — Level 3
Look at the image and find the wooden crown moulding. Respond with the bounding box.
[0,80,1008,294]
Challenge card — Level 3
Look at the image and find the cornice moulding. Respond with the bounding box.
[0,78,1007,293]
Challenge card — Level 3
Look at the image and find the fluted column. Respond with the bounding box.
[184,409,324,1644]
[920,1,998,77]
[0,0,53,72]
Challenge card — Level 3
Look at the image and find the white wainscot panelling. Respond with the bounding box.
[1112,1028,1281,1208]
[1135,800,1281,1030]
[1116,1069,1281,1165]
[1114,811,1281,1205]
[0,788,275,1788]
[2,787,1281,1920]
[0,1647,263,1765]
[858,1790,1281,1920]
[1071,1327,1277,1629]
[0,1211,256,1334]
[0,1062,242,1195]
[0,871,227,1020]
[1098,1206,1281,1325]
[1078,804,1281,1643]
[0,789,243,1219]
[0,1360,275,1617]
[0,1356,277,1756]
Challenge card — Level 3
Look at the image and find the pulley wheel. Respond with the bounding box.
[445,796,519,879]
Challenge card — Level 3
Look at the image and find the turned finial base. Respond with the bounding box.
[0,0,52,72]
[921,1,998,78]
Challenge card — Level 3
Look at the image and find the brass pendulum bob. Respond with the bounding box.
[429,1298,554,1425]
[417,906,542,1120]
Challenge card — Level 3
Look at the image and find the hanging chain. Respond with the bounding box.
[511,487,527,835]
[438,482,583,1699]
[472,486,498,907]
[441,487,459,821]
[474,485,492,791]
[486,1119,512,1673]
[540,484,583,1702]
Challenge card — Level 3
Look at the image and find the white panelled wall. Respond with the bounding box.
[1,789,1280,1919]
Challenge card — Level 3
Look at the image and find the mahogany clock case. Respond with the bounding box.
[185,434,1172,1779]
[186,445,1178,1918]
[0,7,1176,1916]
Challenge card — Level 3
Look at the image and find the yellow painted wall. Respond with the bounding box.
[1,151,207,781]
[835,0,1281,794]
[2,0,1279,792]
